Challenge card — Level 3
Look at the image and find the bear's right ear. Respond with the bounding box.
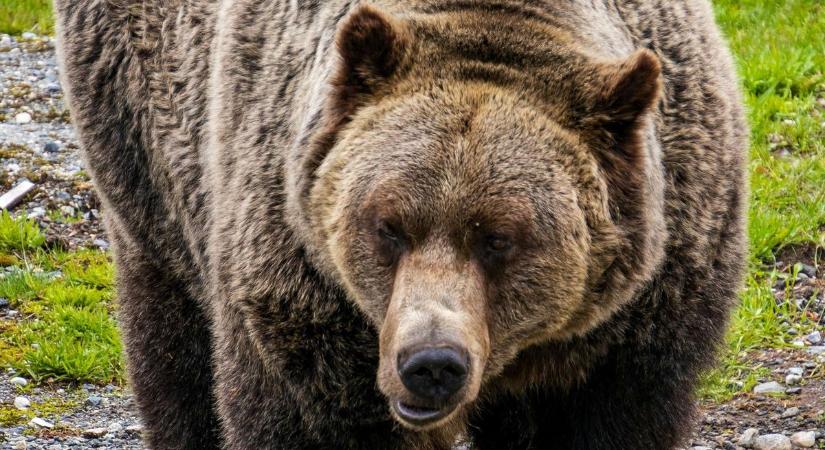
[325,5,409,131]
[295,5,409,217]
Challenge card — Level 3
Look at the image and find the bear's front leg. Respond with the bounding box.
[113,224,221,450]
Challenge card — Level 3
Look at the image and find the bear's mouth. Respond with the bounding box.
[392,400,453,426]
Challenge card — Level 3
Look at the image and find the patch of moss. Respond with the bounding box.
[0,253,20,266]
[0,144,29,159]
[0,404,32,427]
[0,397,79,428]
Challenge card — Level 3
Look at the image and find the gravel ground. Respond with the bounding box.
[1,34,823,450]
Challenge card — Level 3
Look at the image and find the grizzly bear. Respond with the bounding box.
[55,0,747,448]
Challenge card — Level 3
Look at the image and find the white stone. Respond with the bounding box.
[785,373,802,386]
[29,417,54,428]
[13,396,30,410]
[754,434,792,450]
[9,376,27,386]
[108,421,123,433]
[806,330,822,344]
[790,431,816,448]
[14,112,31,124]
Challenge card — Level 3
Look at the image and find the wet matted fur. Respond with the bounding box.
[55,0,747,449]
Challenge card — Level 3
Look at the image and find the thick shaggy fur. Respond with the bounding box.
[55,0,747,449]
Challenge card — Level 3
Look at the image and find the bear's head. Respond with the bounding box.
[289,4,666,430]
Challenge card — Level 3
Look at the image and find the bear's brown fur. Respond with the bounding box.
[55,0,747,448]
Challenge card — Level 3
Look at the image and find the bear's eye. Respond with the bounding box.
[377,220,402,243]
[485,233,512,254]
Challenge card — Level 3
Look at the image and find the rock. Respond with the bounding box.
[82,427,108,438]
[0,297,8,307]
[85,395,102,406]
[43,141,60,153]
[125,424,144,434]
[14,112,32,124]
[786,387,802,394]
[739,428,759,447]
[807,346,825,355]
[787,367,804,376]
[14,396,30,410]
[753,434,791,450]
[21,32,37,40]
[29,417,53,428]
[27,207,46,219]
[753,381,785,394]
[93,239,110,250]
[798,264,817,278]
[108,421,124,433]
[10,376,27,386]
[12,440,27,450]
[781,406,799,418]
[790,431,816,448]
[60,205,75,216]
[806,330,822,344]
[690,447,713,450]
[785,373,802,386]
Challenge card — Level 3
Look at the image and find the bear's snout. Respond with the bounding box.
[397,345,469,403]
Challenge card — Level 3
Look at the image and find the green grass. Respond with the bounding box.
[0,210,46,252]
[0,0,53,35]
[0,215,122,384]
[699,0,825,401]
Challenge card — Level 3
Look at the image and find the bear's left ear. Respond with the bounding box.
[580,49,662,158]
[325,5,410,130]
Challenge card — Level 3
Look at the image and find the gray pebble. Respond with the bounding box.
[43,141,60,153]
[10,376,28,386]
[780,406,799,418]
[798,264,817,278]
[738,428,759,447]
[753,434,791,450]
[753,381,785,394]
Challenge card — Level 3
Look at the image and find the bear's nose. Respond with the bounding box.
[397,346,469,402]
